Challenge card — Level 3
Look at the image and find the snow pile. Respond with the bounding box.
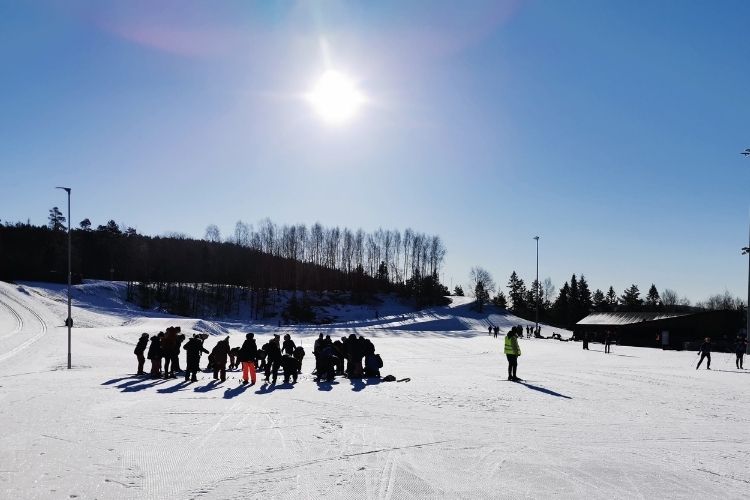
[0,280,747,499]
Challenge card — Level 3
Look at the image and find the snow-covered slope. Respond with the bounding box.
[0,281,746,499]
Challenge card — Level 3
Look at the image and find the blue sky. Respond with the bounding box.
[1,0,749,302]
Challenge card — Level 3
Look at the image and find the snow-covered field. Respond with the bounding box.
[0,281,747,499]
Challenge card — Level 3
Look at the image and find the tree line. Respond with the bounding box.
[468,266,746,330]
[0,210,449,319]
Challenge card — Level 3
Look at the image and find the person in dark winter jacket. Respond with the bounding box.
[604,332,612,354]
[281,354,299,384]
[147,333,164,378]
[364,352,383,378]
[316,345,336,382]
[134,333,149,375]
[172,332,185,372]
[256,346,267,371]
[735,337,746,370]
[238,333,258,384]
[211,337,231,381]
[183,335,209,382]
[696,337,712,370]
[228,347,241,370]
[264,335,282,384]
[282,334,296,356]
[293,345,305,370]
[332,340,344,375]
[582,333,590,350]
[161,327,178,379]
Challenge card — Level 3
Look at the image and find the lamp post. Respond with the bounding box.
[56,187,72,369]
[743,149,750,354]
[533,236,540,333]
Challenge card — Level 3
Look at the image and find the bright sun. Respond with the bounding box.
[307,70,364,125]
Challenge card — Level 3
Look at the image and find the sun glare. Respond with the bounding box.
[307,70,364,125]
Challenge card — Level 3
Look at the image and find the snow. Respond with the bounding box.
[0,280,748,499]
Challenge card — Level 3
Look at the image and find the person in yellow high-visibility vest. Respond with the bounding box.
[504,326,522,381]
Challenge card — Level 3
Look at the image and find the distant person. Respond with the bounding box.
[183,335,209,382]
[281,353,299,384]
[364,351,383,378]
[316,344,336,382]
[735,337,746,370]
[493,326,499,338]
[134,333,149,375]
[583,333,590,350]
[604,332,612,354]
[488,326,493,336]
[293,345,306,376]
[173,331,185,372]
[282,334,296,356]
[147,332,164,378]
[238,333,258,385]
[696,337,712,370]
[161,327,178,379]
[504,327,521,381]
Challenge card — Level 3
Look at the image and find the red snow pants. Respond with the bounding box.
[242,361,256,383]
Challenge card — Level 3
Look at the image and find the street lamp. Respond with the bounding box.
[743,148,749,354]
[533,236,540,334]
[56,186,72,369]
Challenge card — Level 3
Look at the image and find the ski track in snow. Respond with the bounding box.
[0,281,748,499]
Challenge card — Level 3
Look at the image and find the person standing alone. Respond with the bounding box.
[735,337,746,370]
[504,328,522,381]
[696,337,712,370]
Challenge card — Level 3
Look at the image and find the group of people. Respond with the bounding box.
[132,329,384,385]
[311,333,383,382]
[488,324,541,339]
[695,336,747,370]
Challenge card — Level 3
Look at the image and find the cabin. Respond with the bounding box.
[574,310,742,350]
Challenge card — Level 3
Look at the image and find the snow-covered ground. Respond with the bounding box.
[0,281,747,499]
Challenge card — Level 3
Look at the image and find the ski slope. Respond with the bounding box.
[0,281,747,499]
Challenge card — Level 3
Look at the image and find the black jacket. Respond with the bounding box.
[134,336,149,355]
[147,336,161,359]
[238,338,257,362]
[264,341,282,363]
[282,338,296,356]
[698,342,711,354]
[183,338,209,367]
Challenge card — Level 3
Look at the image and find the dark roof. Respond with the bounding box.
[576,312,691,326]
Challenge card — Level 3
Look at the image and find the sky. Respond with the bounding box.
[1,0,749,303]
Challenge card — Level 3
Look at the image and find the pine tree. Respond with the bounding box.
[620,284,643,309]
[79,218,91,231]
[492,291,508,309]
[454,285,464,296]
[606,286,618,308]
[507,271,527,312]
[592,289,606,311]
[474,281,489,312]
[553,281,570,326]
[646,284,661,310]
[48,207,66,231]
[577,275,593,320]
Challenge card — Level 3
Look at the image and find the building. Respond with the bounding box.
[574,310,742,350]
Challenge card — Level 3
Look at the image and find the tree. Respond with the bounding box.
[553,281,571,326]
[97,220,121,235]
[79,218,91,231]
[577,275,593,319]
[454,285,464,296]
[661,288,678,310]
[470,267,495,296]
[48,207,66,231]
[592,289,606,311]
[646,284,661,310]
[204,224,221,243]
[474,281,490,312]
[507,271,527,312]
[620,284,643,309]
[606,286,618,308]
[492,291,508,309]
[542,278,556,310]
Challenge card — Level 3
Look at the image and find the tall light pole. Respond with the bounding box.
[742,148,749,354]
[56,187,72,369]
[533,236,540,333]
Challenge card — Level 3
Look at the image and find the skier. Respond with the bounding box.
[504,328,521,381]
[147,332,163,378]
[493,326,499,338]
[238,333,258,385]
[696,337,712,370]
[211,337,231,382]
[161,327,178,379]
[134,333,149,375]
[183,335,209,382]
[735,337,746,370]
[604,332,612,354]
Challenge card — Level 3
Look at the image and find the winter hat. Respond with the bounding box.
[246,333,254,339]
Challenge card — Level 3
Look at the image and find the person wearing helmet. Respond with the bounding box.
[504,327,522,381]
